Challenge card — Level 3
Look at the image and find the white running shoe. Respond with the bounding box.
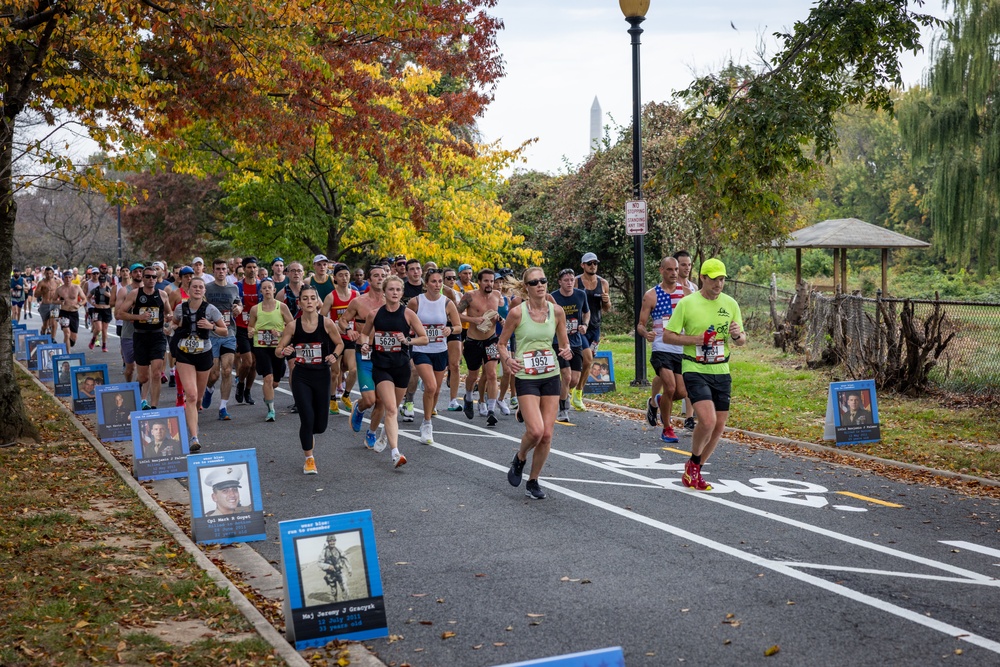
[419,421,433,444]
[373,425,387,452]
[447,398,463,411]
[497,399,511,416]
[478,401,488,417]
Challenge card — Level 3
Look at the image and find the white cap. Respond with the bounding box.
[203,466,243,491]
[152,261,165,270]
[313,254,329,264]
[581,252,599,264]
[192,257,205,265]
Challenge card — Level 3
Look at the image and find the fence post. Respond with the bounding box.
[876,289,882,365]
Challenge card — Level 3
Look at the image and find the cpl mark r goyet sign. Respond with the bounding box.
[625,200,646,236]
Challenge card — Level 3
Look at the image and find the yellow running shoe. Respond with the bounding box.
[303,456,318,475]
[340,394,353,412]
[329,398,340,415]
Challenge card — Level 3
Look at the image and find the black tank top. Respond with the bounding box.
[290,316,332,369]
[284,284,300,318]
[91,286,111,306]
[133,288,165,333]
[577,275,603,327]
[371,304,410,368]
[174,301,210,340]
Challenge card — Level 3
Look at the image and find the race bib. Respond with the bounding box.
[566,317,579,334]
[522,349,555,375]
[295,342,325,364]
[178,336,209,354]
[255,330,279,347]
[221,311,232,325]
[485,342,500,359]
[139,306,160,324]
[424,324,446,343]
[374,331,404,353]
[359,348,371,361]
[652,317,666,338]
[58,317,70,328]
[696,340,727,364]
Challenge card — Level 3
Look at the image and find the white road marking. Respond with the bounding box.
[779,562,1000,586]
[941,541,1000,560]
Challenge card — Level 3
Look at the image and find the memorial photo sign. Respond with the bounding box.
[131,407,190,480]
[187,448,266,545]
[96,383,141,442]
[52,353,86,396]
[583,350,616,395]
[70,364,108,414]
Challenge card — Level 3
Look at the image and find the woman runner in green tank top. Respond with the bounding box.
[497,267,573,500]
[248,279,294,422]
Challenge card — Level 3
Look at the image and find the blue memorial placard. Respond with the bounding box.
[824,379,881,445]
[14,328,38,360]
[12,322,26,332]
[279,510,387,649]
[131,407,190,480]
[70,364,109,414]
[25,334,52,371]
[583,350,616,395]
[96,383,141,441]
[52,353,86,396]
[491,647,625,667]
[35,343,66,382]
[188,448,266,545]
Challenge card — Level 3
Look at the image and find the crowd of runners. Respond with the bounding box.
[11,252,744,499]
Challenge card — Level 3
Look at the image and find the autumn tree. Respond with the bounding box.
[0,0,505,441]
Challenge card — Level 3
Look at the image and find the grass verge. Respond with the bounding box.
[1,366,282,666]
[593,335,1000,481]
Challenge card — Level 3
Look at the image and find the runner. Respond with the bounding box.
[10,268,25,322]
[202,258,242,420]
[234,257,260,406]
[550,268,590,424]
[274,285,345,474]
[110,264,143,382]
[674,250,699,430]
[663,258,746,491]
[441,267,465,411]
[168,276,228,452]
[167,267,195,406]
[83,268,101,336]
[308,254,335,304]
[458,268,502,426]
[340,266,387,449]
[55,270,86,348]
[408,268,461,444]
[277,261,305,319]
[87,273,112,352]
[498,268,573,500]
[22,266,35,318]
[359,275,428,468]
[191,257,206,282]
[391,254,408,280]
[270,258,288,294]
[575,252,611,410]
[36,267,61,338]
[399,258,424,422]
[350,267,369,294]
[494,270,516,416]
[320,263,359,415]
[248,278,293,422]
[636,256,688,443]
[115,266,170,409]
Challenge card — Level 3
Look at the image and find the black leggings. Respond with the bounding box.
[291,367,330,451]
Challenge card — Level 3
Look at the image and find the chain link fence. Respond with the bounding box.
[723,279,794,335]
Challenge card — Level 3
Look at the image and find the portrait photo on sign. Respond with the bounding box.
[837,389,876,427]
[583,350,616,394]
[136,416,182,458]
[72,369,105,399]
[199,463,253,516]
[102,391,137,425]
[295,530,370,608]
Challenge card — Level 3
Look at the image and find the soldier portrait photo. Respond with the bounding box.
[200,465,253,516]
[294,530,369,607]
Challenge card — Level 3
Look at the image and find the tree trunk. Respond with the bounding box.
[0,114,40,443]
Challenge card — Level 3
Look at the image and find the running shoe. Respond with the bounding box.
[175,392,185,408]
[266,409,275,422]
[556,409,571,423]
[571,389,586,412]
[463,397,474,420]
[303,456,317,474]
[524,479,547,500]
[140,400,150,410]
[684,416,696,430]
[432,408,438,416]
[646,395,659,427]
[392,451,407,468]
[235,381,245,404]
[515,409,524,423]
[243,388,255,405]
[447,398,463,411]
[693,468,713,491]
[289,404,298,413]
[340,395,353,412]
[88,339,95,350]
[373,426,387,453]
[419,421,433,445]
[168,374,175,388]
[351,403,365,432]
[102,346,107,352]
[509,396,518,410]
[364,429,376,450]
[218,407,231,421]
[160,373,167,384]
[329,398,340,415]
[402,401,414,422]
[486,411,498,428]
[497,399,511,416]
[682,460,712,490]
[189,437,201,453]
[507,453,525,487]
[201,388,213,410]
[661,426,679,443]
[478,400,488,417]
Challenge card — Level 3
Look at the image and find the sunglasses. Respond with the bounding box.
[584,261,599,266]
[143,274,157,279]
[395,262,407,266]
[525,278,548,286]
[443,275,456,280]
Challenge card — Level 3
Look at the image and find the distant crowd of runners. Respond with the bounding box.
[12,252,744,499]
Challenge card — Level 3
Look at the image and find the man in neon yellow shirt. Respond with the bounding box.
[664,258,747,491]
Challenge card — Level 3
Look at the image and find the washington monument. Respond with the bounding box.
[589,96,602,155]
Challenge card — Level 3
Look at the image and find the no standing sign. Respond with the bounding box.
[625,200,647,236]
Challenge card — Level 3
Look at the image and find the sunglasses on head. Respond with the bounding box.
[526,277,548,286]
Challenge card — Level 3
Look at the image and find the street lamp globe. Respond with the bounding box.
[619,0,650,19]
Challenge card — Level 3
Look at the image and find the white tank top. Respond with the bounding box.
[412,293,448,354]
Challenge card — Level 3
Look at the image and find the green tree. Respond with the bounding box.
[899,0,1000,273]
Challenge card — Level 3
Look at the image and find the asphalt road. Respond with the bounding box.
[64,326,1000,666]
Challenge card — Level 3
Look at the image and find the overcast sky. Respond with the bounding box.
[478,0,949,175]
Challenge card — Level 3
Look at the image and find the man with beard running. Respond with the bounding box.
[116,266,170,409]
[339,266,388,449]
[458,268,502,427]
[574,252,611,410]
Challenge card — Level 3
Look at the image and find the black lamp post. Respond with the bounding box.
[621,0,649,386]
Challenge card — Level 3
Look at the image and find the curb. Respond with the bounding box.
[18,364,311,667]
[583,397,1000,490]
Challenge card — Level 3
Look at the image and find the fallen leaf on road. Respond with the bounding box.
[441,631,456,639]
[419,621,433,625]
[786,601,795,605]
[494,642,506,646]
[475,573,487,577]
[473,644,483,649]
[526,613,544,618]
[505,625,513,631]
[436,598,445,603]
[723,640,732,645]
[410,593,428,597]
[395,562,410,565]
[764,645,780,657]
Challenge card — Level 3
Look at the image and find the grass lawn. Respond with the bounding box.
[592,334,1000,481]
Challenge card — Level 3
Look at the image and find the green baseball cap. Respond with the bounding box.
[700,258,727,279]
